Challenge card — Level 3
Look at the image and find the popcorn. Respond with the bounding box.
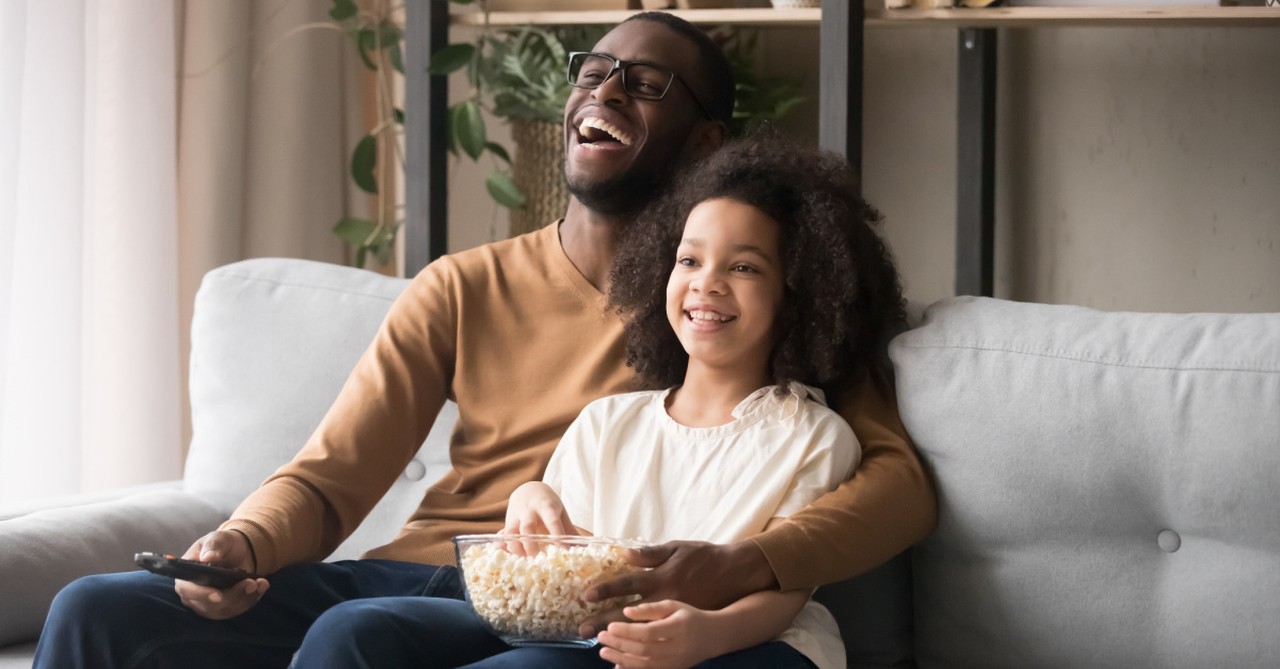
[455,535,645,643]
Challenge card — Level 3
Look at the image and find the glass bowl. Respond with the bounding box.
[453,533,647,648]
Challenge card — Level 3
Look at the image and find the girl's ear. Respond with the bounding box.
[685,120,728,161]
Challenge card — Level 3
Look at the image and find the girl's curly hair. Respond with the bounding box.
[609,131,908,394]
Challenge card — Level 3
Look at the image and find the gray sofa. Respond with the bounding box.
[2,257,1276,667]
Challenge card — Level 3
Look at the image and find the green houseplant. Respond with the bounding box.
[715,28,807,137]
[328,0,406,268]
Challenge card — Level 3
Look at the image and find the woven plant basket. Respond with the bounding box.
[508,119,570,237]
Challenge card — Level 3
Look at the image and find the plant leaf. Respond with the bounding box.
[485,171,526,209]
[393,108,405,125]
[484,141,511,165]
[453,101,486,160]
[429,44,475,76]
[373,221,402,266]
[329,0,357,21]
[356,29,378,70]
[773,97,806,119]
[372,228,397,265]
[351,135,378,194]
[377,20,402,47]
[333,217,377,245]
[389,42,404,74]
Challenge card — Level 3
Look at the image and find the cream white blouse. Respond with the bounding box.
[543,382,860,669]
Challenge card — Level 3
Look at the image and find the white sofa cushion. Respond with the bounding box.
[890,297,1280,667]
[183,258,456,561]
[0,259,461,654]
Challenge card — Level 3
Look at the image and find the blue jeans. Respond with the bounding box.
[299,597,813,669]
[33,559,467,668]
[35,559,815,668]
[455,639,814,668]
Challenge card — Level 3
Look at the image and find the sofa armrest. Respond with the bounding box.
[0,480,183,522]
[0,489,227,646]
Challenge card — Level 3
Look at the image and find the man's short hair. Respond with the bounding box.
[623,12,735,126]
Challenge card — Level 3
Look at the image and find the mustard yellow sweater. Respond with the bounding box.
[222,223,936,590]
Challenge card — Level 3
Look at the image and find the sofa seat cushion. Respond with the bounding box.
[890,297,1280,667]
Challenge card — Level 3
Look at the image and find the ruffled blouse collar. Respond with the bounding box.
[655,381,826,439]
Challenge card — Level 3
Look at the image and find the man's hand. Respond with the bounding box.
[578,540,776,638]
[174,530,269,620]
[597,600,717,669]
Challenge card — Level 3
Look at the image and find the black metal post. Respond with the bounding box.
[404,0,449,277]
[819,0,863,187]
[956,28,997,297]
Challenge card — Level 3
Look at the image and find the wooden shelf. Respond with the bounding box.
[408,1,1279,281]
[868,6,1280,28]
[452,8,821,27]
[453,6,1280,29]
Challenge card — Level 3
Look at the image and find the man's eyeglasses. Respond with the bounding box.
[566,51,713,121]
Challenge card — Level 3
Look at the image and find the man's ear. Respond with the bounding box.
[686,120,728,161]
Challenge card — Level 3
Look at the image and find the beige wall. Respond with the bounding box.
[446,24,1280,314]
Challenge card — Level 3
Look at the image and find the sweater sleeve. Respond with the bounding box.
[750,375,938,591]
[220,262,459,574]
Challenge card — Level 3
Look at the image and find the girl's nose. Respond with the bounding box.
[691,270,726,295]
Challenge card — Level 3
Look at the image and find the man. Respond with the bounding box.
[35,12,935,667]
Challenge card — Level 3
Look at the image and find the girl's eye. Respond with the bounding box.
[677,257,696,267]
[732,264,756,273]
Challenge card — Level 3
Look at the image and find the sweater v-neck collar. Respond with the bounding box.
[547,219,609,311]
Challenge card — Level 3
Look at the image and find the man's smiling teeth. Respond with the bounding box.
[688,310,734,323]
[578,117,633,146]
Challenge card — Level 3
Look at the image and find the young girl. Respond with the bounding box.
[498,133,909,669]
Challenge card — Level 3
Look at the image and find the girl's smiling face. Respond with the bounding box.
[666,198,785,379]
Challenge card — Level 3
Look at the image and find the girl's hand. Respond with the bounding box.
[596,600,717,669]
[503,481,576,536]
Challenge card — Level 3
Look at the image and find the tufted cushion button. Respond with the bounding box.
[1157,529,1181,553]
[403,459,427,481]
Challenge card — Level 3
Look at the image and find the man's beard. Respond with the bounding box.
[565,164,669,218]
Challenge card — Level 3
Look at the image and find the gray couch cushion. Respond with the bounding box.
[890,297,1280,667]
[0,489,224,646]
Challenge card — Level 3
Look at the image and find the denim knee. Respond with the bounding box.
[294,599,403,667]
[47,572,160,630]
[293,596,508,669]
[35,571,175,669]
[308,598,398,640]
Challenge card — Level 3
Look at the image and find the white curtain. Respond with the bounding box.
[0,0,181,504]
[175,0,358,445]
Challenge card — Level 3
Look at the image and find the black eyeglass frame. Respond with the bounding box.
[566,51,714,122]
